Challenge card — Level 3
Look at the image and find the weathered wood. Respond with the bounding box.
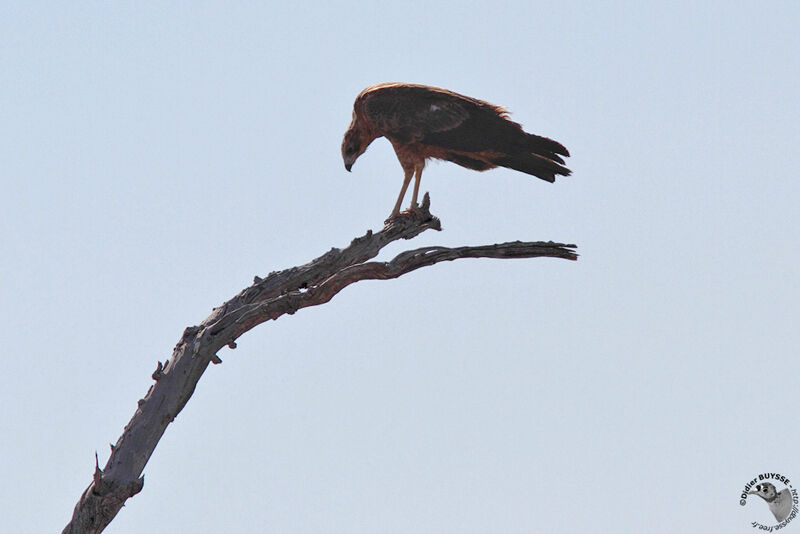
[62,194,577,533]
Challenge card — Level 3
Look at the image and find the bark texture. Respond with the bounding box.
[62,194,577,533]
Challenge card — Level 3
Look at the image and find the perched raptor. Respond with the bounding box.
[341,82,571,219]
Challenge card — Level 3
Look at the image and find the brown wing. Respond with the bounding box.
[360,83,570,181]
[394,89,571,177]
[361,85,471,143]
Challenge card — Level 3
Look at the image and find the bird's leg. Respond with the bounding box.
[389,168,414,219]
[409,167,423,210]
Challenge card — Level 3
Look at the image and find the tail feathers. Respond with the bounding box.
[527,133,570,165]
[492,152,571,183]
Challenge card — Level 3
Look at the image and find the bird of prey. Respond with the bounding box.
[749,482,793,522]
[341,82,571,219]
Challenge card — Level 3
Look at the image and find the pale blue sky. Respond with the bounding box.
[2,2,799,533]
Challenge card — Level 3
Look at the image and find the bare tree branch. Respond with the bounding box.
[62,194,577,533]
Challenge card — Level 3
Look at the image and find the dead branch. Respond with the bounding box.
[62,194,577,533]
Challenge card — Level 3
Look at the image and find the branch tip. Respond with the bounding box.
[420,191,431,210]
[92,452,106,492]
[131,476,145,496]
[151,361,164,381]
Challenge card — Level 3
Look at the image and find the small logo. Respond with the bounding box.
[740,472,798,529]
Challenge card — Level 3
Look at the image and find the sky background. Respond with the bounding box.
[2,2,799,533]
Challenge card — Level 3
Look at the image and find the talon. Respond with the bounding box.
[384,211,401,224]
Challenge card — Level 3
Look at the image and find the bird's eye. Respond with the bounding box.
[346,145,356,155]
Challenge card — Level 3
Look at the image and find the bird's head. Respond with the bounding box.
[341,127,368,172]
[749,483,778,502]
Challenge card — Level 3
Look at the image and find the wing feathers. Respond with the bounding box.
[356,83,571,182]
[362,86,470,140]
[445,153,496,171]
[491,153,571,183]
[526,133,570,164]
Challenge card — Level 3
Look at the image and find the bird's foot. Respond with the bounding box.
[400,202,423,219]
[384,204,420,224]
[384,212,402,225]
[382,194,440,230]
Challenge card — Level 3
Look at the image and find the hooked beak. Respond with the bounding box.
[344,162,353,172]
